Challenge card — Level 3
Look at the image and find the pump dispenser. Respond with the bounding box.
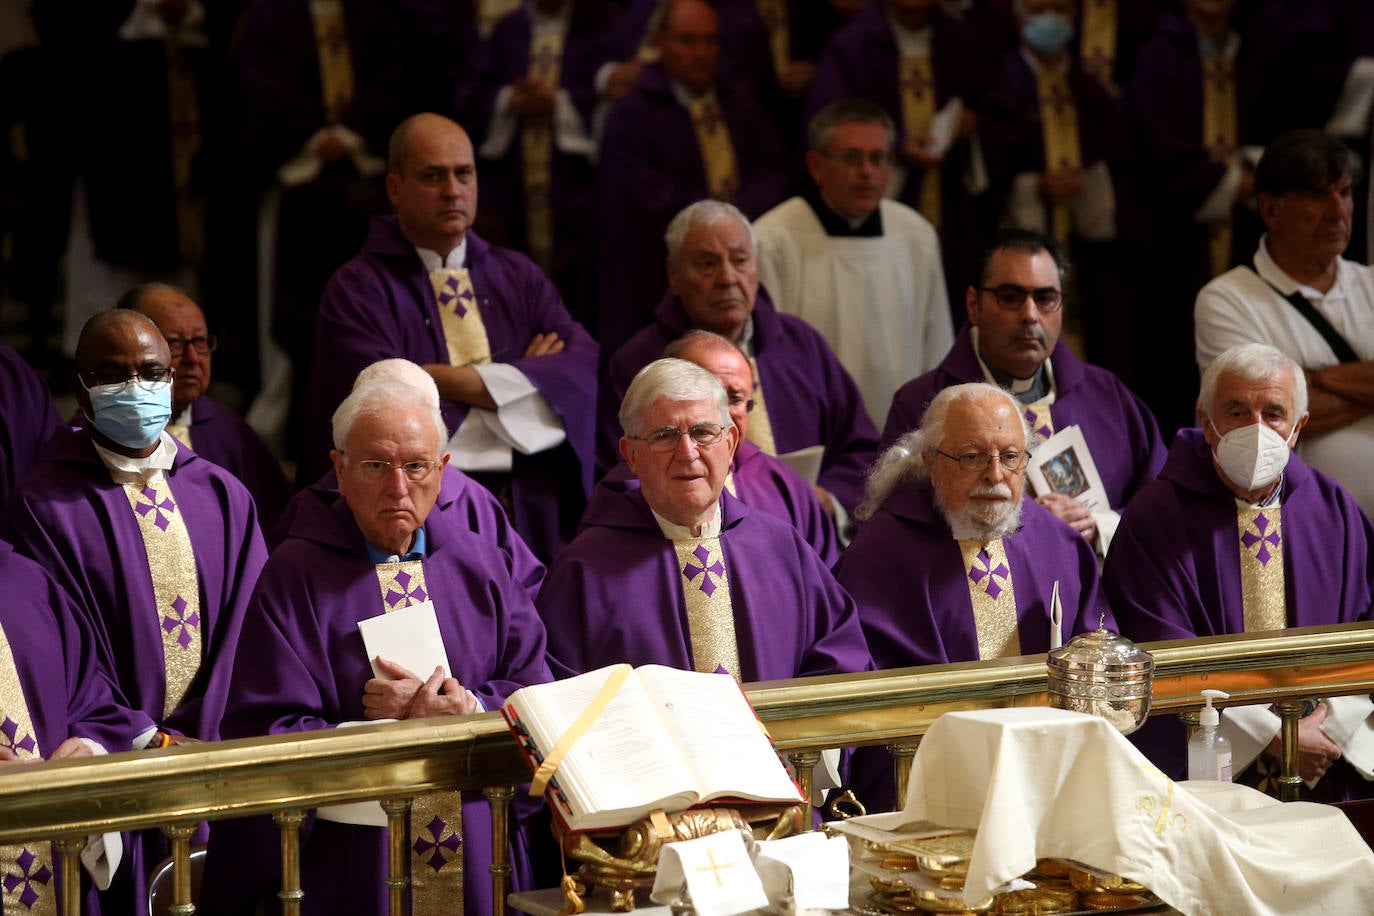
[1188,689,1233,781]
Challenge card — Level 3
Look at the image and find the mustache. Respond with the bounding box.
[1015,326,1047,343]
[969,482,1014,499]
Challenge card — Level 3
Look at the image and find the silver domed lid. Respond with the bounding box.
[1047,624,1154,676]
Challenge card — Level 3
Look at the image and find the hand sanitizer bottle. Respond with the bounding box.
[1187,689,1233,782]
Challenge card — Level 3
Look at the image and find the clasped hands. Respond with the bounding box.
[362,657,480,720]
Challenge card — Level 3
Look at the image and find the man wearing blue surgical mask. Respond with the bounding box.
[0,309,268,914]
[1104,342,1374,804]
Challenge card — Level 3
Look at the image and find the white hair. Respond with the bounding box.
[331,378,448,454]
[856,382,1029,520]
[1198,343,1309,417]
[664,200,758,265]
[618,358,732,437]
[353,358,441,407]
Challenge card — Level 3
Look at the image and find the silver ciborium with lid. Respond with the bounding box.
[1046,621,1154,735]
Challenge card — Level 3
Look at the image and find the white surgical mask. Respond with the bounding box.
[1207,418,1296,492]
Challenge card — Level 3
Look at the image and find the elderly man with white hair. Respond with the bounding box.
[540,357,872,684]
[201,376,551,916]
[1104,342,1374,802]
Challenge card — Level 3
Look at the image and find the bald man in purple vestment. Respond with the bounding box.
[201,378,551,916]
[304,112,599,564]
[542,358,871,685]
[838,382,1107,810]
[1104,344,1374,803]
[0,342,60,504]
[0,310,268,914]
[601,201,879,531]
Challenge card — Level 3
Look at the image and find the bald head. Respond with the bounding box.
[386,113,477,257]
[657,0,720,95]
[76,309,168,369]
[120,284,211,415]
[664,330,754,436]
[74,310,174,457]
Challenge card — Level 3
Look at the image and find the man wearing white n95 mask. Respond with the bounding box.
[1104,343,1374,802]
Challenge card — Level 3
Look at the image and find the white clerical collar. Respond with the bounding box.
[1254,235,1349,302]
[1020,47,1070,78]
[819,193,873,231]
[970,326,1056,397]
[888,18,932,57]
[1233,479,1284,510]
[92,430,179,483]
[416,240,468,272]
[171,403,194,427]
[669,79,717,106]
[651,503,723,539]
[736,315,757,356]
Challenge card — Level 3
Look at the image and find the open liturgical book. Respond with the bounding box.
[502,664,804,832]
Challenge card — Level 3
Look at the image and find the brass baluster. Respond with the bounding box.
[382,798,412,916]
[274,809,306,915]
[164,822,197,914]
[889,739,921,808]
[787,751,821,830]
[1274,700,1309,802]
[484,784,516,916]
[54,835,83,916]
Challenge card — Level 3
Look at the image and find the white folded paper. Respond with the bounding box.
[357,600,450,681]
[751,832,850,913]
[650,831,768,916]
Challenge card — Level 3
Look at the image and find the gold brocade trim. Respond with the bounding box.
[521,29,564,271]
[1080,0,1117,91]
[167,424,192,450]
[673,537,740,678]
[744,356,776,456]
[0,621,57,916]
[1237,508,1286,633]
[958,538,1021,660]
[1202,54,1237,277]
[688,97,740,202]
[310,0,355,123]
[755,0,790,80]
[430,269,494,369]
[372,561,464,914]
[123,479,202,719]
[1022,398,1055,443]
[898,55,942,229]
[1036,68,1082,249]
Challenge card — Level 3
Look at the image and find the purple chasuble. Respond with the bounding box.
[1103,429,1374,799]
[305,217,599,563]
[200,493,552,916]
[600,289,878,511]
[0,343,61,504]
[274,464,546,600]
[539,484,873,682]
[882,324,1165,514]
[177,395,291,532]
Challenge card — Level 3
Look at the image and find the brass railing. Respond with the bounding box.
[2,622,1371,915]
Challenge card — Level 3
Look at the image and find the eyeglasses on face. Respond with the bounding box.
[348,458,442,481]
[165,334,218,357]
[78,366,174,393]
[979,284,1064,313]
[935,449,1031,473]
[822,149,894,169]
[630,422,728,452]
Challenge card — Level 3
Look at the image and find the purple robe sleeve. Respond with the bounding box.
[0,343,61,502]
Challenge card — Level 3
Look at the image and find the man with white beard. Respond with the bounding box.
[836,381,1109,810]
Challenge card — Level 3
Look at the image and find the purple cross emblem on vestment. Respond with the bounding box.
[900,65,932,101]
[1023,408,1052,440]
[1241,511,1282,567]
[162,595,201,649]
[682,544,725,597]
[412,815,462,872]
[385,569,428,609]
[0,718,35,757]
[436,274,476,318]
[135,486,177,531]
[968,548,1009,600]
[2,848,52,909]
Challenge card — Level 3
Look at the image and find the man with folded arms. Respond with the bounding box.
[1104,343,1374,801]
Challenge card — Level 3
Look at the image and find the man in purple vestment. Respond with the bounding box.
[601,201,879,531]
[837,381,1107,809]
[1104,344,1374,802]
[0,309,268,914]
[592,0,787,351]
[305,112,599,563]
[883,228,1165,556]
[201,378,551,916]
[542,357,872,683]
[0,342,60,504]
[118,283,291,530]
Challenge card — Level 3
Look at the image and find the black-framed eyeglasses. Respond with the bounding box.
[165,334,218,357]
[78,366,174,393]
[347,457,442,481]
[979,284,1063,313]
[821,149,894,169]
[629,423,728,452]
[935,449,1031,473]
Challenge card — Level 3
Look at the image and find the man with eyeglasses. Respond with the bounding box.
[118,282,290,529]
[837,381,1107,810]
[201,376,551,915]
[883,228,1164,556]
[753,100,953,418]
[0,308,267,912]
[540,357,871,687]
